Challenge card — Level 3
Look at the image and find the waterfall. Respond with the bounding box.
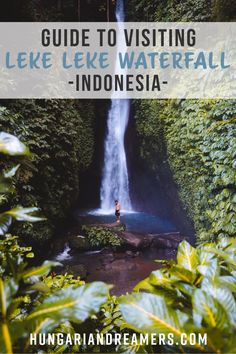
[100,0,132,213]
[55,243,71,261]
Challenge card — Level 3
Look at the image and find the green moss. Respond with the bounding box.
[126,0,236,21]
[126,0,212,21]
[0,100,95,243]
[134,99,236,244]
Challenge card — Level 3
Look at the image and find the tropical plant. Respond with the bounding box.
[118,239,236,353]
[82,225,124,248]
[1,132,236,354]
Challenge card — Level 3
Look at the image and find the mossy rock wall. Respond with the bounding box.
[0,100,96,243]
[134,99,236,243]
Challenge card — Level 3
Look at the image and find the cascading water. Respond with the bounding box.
[55,243,71,261]
[100,0,132,213]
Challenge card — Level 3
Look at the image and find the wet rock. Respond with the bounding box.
[125,250,140,257]
[68,235,90,251]
[120,232,154,250]
[64,264,87,279]
[150,232,185,249]
[119,231,185,250]
[126,250,135,257]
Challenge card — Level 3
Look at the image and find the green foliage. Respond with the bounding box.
[0,133,110,354]
[101,295,124,334]
[1,133,236,354]
[0,229,108,353]
[43,273,84,291]
[27,281,109,324]
[134,99,236,244]
[0,100,95,243]
[212,0,236,21]
[0,234,34,277]
[0,131,47,239]
[134,100,164,172]
[126,0,212,21]
[126,0,236,22]
[6,0,110,22]
[119,239,236,353]
[0,274,109,354]
[82,225,123,248]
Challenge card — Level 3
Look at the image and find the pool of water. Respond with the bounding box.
[74,209,177,234]
[54,247,176,295]
[51,209,179,294]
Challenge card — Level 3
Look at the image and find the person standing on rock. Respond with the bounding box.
[115,200,121,224]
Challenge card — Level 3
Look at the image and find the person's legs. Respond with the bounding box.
[115,211,120,223]
[117,212,120,223]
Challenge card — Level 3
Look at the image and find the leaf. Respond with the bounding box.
[27,282,110,323]
[173,282,195,297]
[0,132,30,156]
[0,177,13,194]
[4,165,20,179]
[169,265,196,284]
[0,279,18,354]
[134,270,187,306]
[0,323,12,354]
[205,248,236,268]
[3,207,46,222]
[26,252,34,258]
[15,318,56,351]
[198,248,215,274]
[218,275,236,292]
[149,270,172,287]
[201,278,236,325]
[119,293,188,336]
[177,240,199,271]
[193,289,229,329]
[22,261,61,283]
[0,215,12,235]
[0,278,18,310]
[30,282,51,294]
[202,259,219,282]
[133,277,155,293]
[7,295,30,320]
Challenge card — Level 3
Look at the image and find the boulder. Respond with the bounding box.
[125,250,140,257]
[68,235,90,251]
[120,232,154,250]
[150,232,186,248]
[119,231,185,250]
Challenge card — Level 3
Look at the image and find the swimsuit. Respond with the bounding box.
[115,210,120,217]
